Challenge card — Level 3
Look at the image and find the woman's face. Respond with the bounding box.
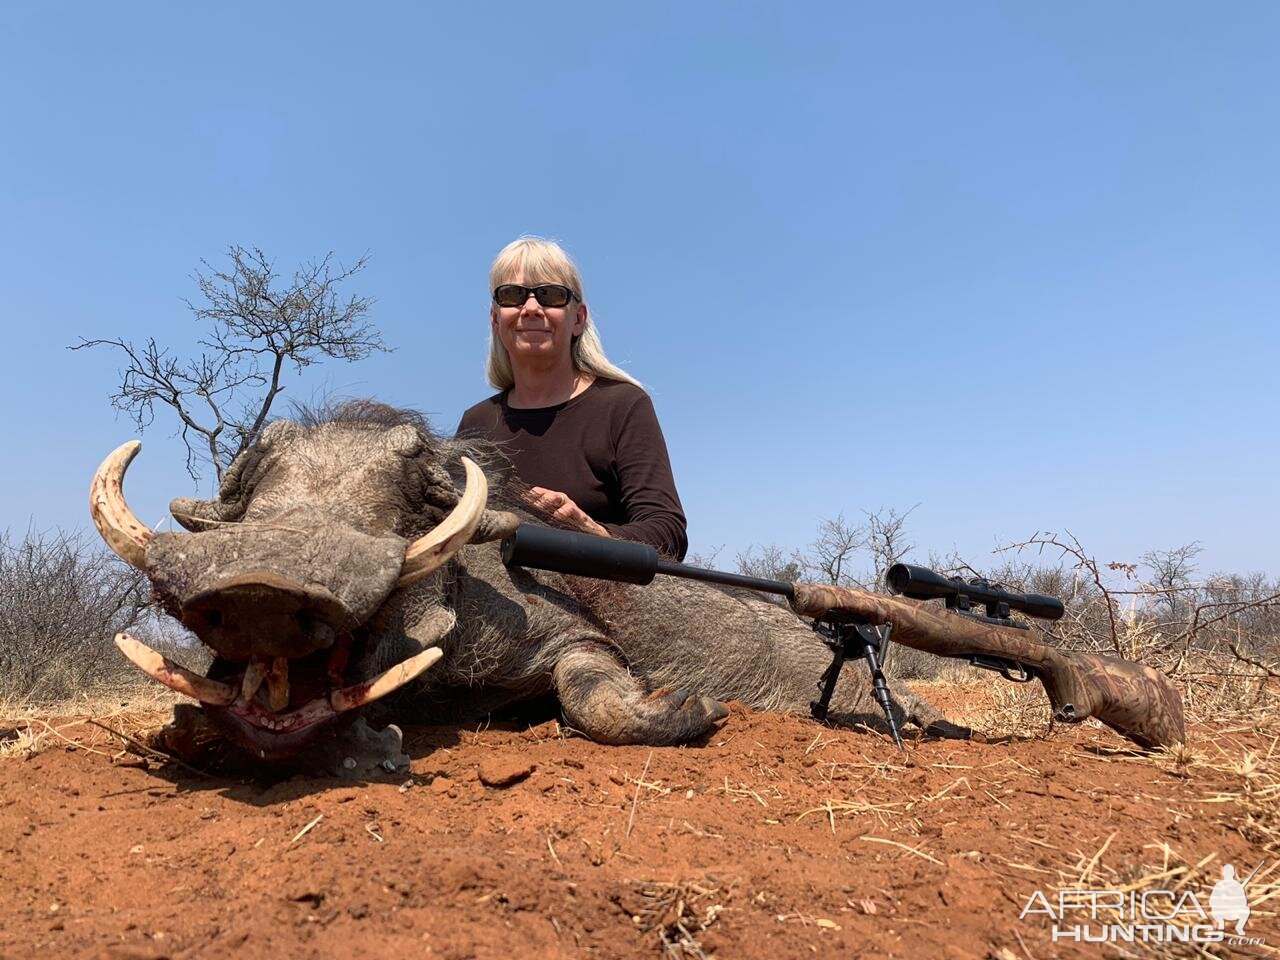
[491,272,587,369]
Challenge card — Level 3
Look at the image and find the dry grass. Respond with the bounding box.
[0,686,179,762]
[971,680,1055,740]
[797,796,907,831]
[624,879,725,959]
[1009,719,1280,957]
[1191,724,1280,857]
[886,645,971,682]
[1175,652,1278,727]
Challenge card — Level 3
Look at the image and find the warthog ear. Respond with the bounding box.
[169,496,228,532]
[168,423,296,531]
[471,510,521,543]
[257,419,301,449]
[382,424,424,458]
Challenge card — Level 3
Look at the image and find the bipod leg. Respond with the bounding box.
[811,616,906,753]
[810,640,846,723]
[856,623,905,753]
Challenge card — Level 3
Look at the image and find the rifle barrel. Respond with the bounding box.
[654,558,795,597]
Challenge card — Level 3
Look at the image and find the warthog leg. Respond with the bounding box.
[552,644,730,746]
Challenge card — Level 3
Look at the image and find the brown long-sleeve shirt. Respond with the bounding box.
[456,379,688,560]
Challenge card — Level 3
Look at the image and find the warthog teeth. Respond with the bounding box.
[330,647,443,713]
[267,656,290,711]
[241,660,266,703]
[117,634,442,722]
[114,633,237,706]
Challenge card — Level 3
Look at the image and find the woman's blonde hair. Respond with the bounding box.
[485,236,642,391]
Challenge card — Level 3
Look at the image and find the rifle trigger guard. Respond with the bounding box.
[967,654,1036,683]
[997,660,1035,683]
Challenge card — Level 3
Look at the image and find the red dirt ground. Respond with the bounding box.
[1,684,1275,959]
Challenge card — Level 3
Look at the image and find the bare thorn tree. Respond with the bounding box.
[735,543,804,599]
[73,245,387,483]
[996,530,1126,656]
[685,543,725,569]
[1141,543,1203,623]
[805,513,865,587]
[864,504,917,591]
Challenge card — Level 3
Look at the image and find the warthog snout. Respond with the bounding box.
[180,570,353,661]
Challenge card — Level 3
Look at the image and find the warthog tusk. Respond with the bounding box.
[241,659,266,702]
[90,441,155,570]
[114,633,237,706]
[267,656,290,711]
[397,457,488,587]
[330,647,443,713]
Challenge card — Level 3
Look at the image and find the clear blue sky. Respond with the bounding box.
[2,2,1276,578]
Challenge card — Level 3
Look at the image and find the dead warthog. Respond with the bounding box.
[91,402,1181,774]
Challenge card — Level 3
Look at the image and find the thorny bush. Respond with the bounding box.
[0,528,151,702]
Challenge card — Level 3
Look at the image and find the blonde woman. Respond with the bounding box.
[456,237,688,559]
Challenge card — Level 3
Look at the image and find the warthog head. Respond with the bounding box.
[89,404,519,760]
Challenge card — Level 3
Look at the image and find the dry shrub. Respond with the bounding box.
[0,528,204,706]
[1176,652,1277,727]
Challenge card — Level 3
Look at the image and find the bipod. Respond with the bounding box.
[810,614,905,753]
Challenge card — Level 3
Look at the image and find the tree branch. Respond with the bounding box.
[72,245,387,484]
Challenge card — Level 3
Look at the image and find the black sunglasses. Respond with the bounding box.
[493,283,579,309]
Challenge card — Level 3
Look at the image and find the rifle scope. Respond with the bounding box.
[886,563,1064,621]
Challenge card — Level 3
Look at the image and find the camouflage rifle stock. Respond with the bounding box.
[791,574,1185,750]
[502,526,1186,751]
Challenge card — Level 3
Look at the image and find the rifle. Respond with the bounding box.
[501,524,1185,751]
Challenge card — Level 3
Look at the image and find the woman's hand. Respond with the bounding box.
[523,487,611,538]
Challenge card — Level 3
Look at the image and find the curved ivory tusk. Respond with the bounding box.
[330,646,444,713]
[90,441,155,570]
[397,457,488,587]
[114,633,237,706]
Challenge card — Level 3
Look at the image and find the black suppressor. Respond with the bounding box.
[886,563,1064,621]
[500,524,798,596]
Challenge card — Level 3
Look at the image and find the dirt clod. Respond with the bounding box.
[429,775,454,795]
[477,756,536,788]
